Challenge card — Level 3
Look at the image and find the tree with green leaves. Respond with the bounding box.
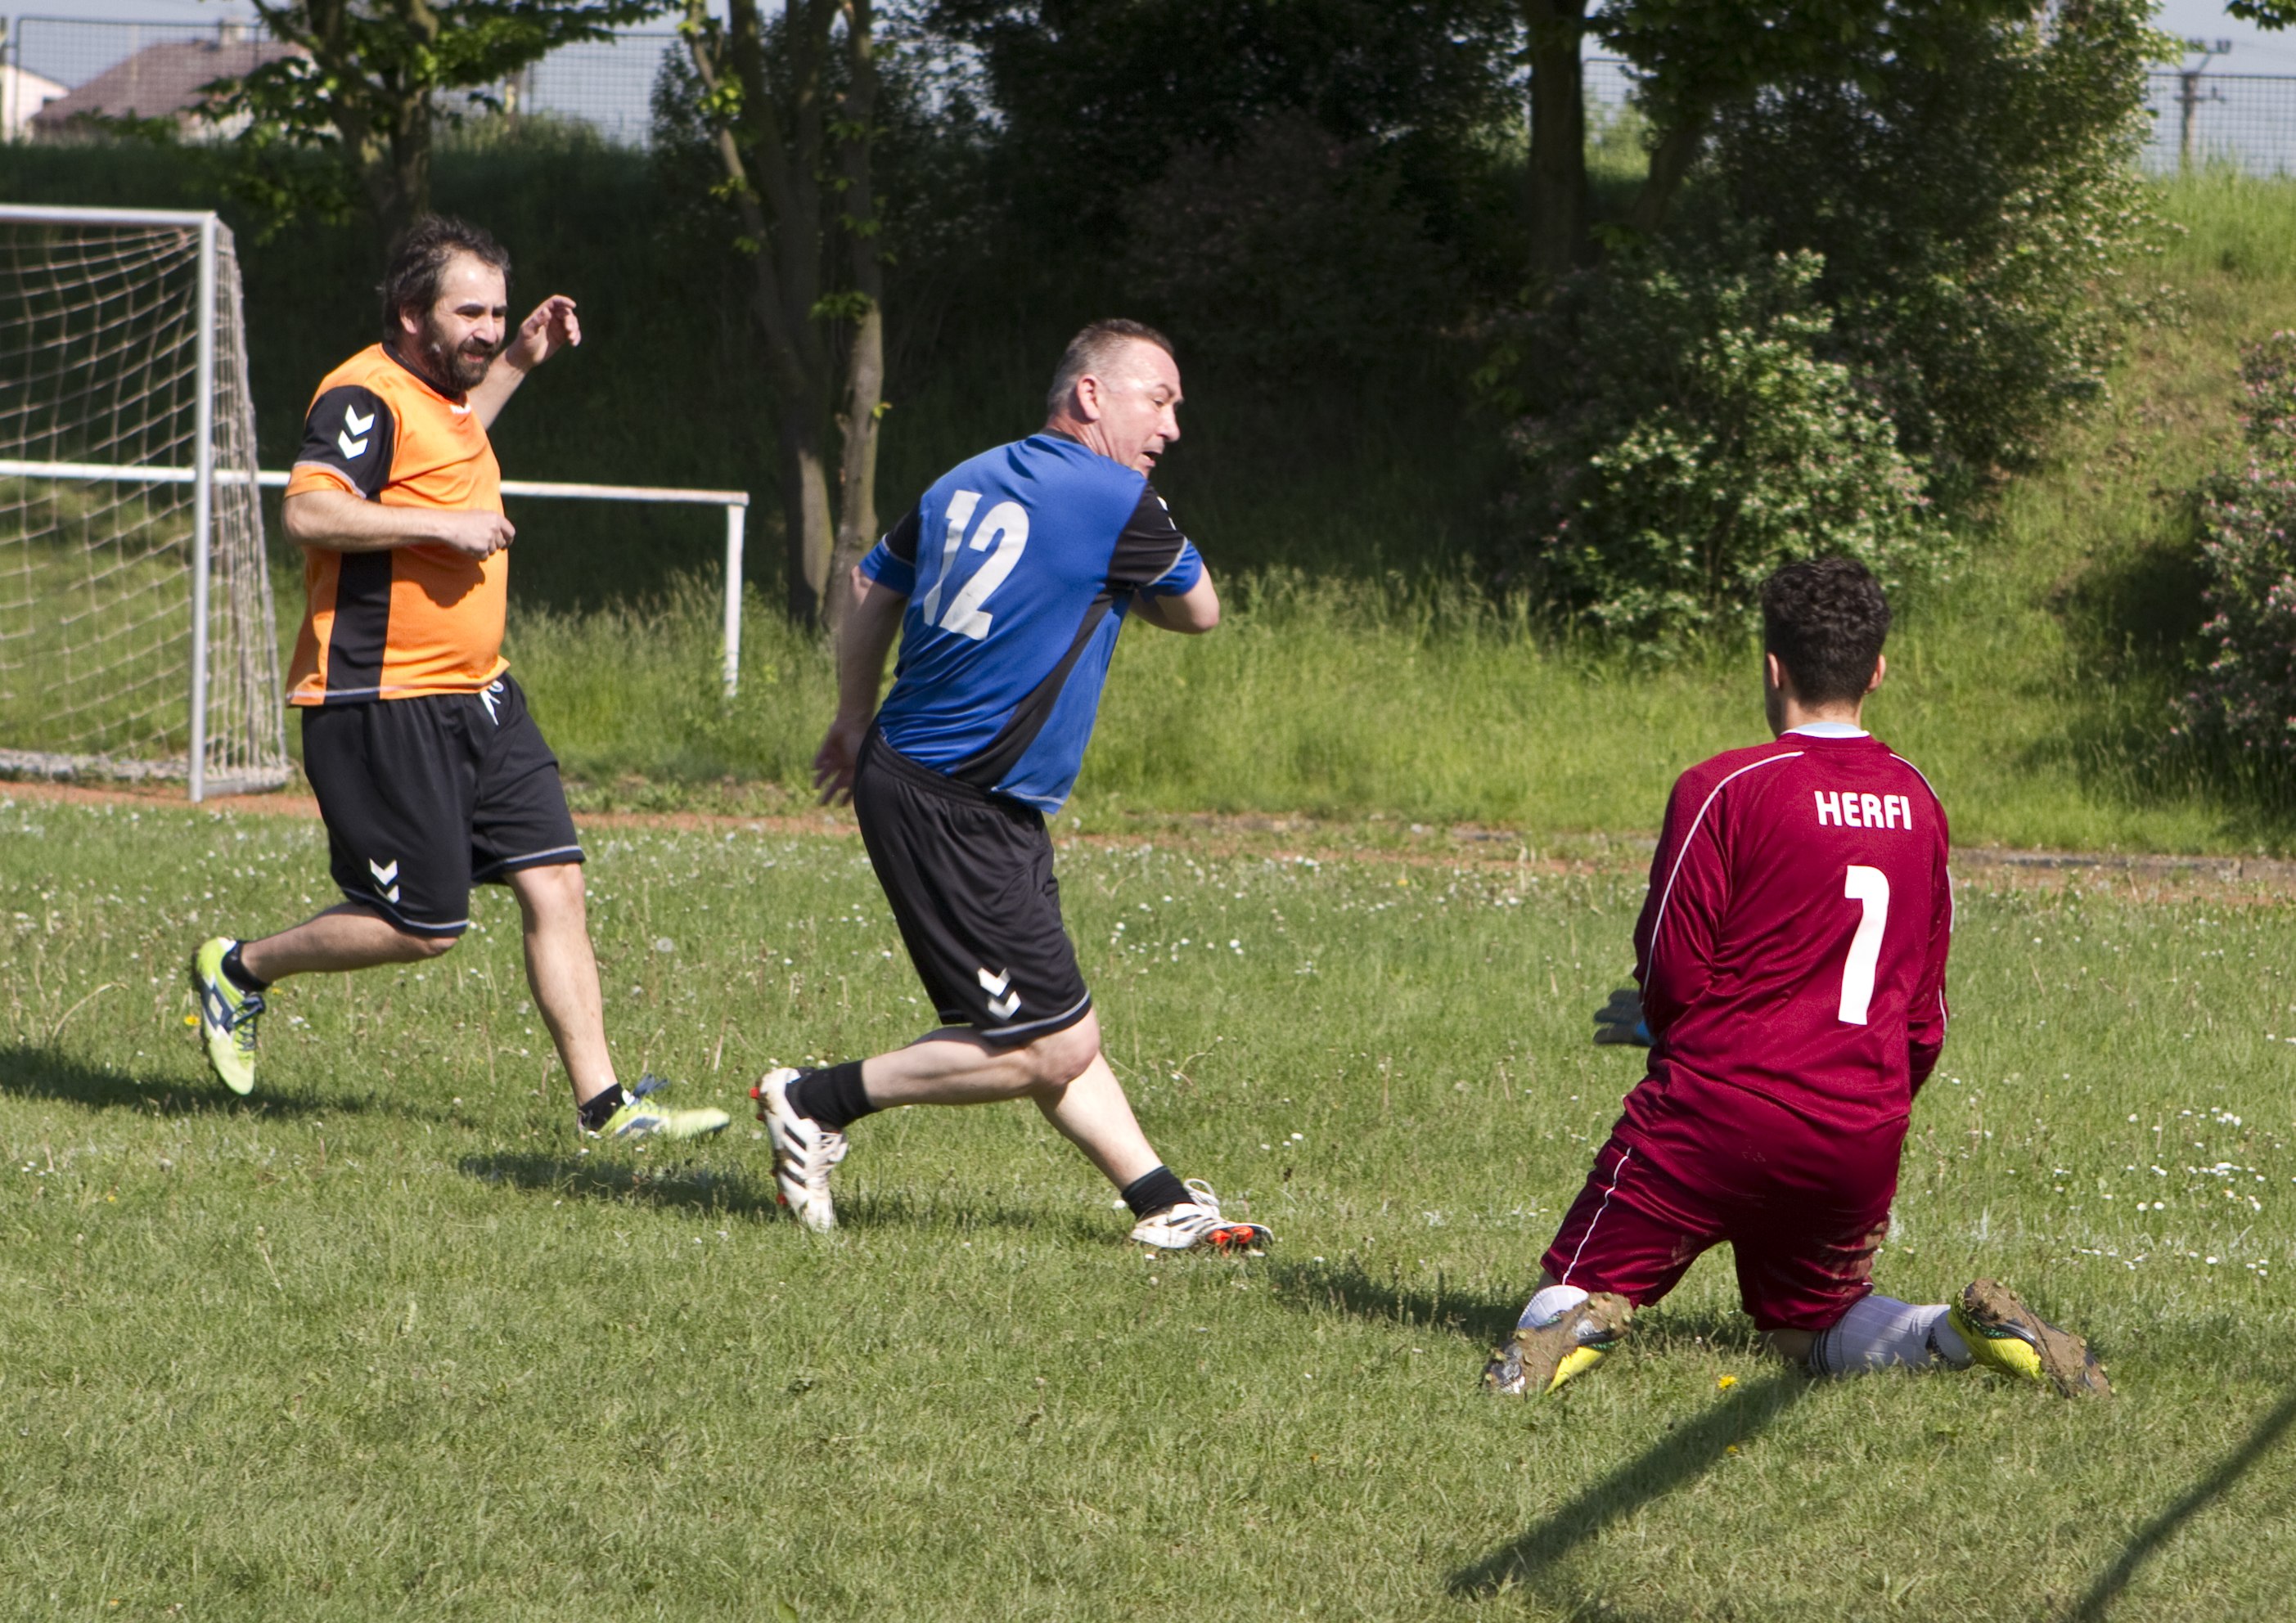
[1526,0,2037,275]
[214,0,664,241]
[678,0,885,631]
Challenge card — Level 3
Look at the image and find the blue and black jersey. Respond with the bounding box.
[858,432,1203,813]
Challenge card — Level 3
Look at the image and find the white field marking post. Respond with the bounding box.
[0,458,757,699]
[723,501,745,696]
[188,213,218,802]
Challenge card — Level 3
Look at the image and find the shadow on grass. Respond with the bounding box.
[1447,1371,1813,1601]
[0,1043,389,1120]
[457,1150,1110,1242]
[1266,1257,1524,1350]
[1267,1257,1771,1360]
[2057,1385,2296,1622]
[462,1150,782,1218]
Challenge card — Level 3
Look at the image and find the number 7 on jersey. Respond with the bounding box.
[1838,865,1889,1025]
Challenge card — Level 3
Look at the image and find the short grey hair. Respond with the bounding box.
[1046,319,1175,416]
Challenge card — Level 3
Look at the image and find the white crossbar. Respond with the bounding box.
[0,459,754,696]
[0,460,749,505]
[0,203,221,228]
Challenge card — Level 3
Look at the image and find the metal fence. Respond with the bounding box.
[1582,56,2296,179]
[7,20,2296,176]
[2142,69,2296,176]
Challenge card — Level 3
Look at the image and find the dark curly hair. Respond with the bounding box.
[379,215,510,340]
[1760,558,1890,705]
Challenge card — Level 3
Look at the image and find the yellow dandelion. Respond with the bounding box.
[1717,1374,1738,1391]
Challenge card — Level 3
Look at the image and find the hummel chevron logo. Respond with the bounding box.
[976,966,1021,1019]
[369,857,401,903]
[337,405,374,459]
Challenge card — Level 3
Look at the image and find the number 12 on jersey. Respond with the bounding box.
[1838,865,1889,1025]
[919,489,1030,641]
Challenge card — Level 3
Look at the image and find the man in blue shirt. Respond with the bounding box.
[754,320,1269,1253]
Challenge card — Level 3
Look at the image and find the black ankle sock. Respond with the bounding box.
[1119,1165,1192,1219]
[577,1086,630,1132]
[220,942,269,994]
[788,1061,875,1133]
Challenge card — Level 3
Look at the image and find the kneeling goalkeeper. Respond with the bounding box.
[1491,560,2108,1400]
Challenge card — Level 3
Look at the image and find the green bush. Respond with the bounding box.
[1702,0,2166,490]
[2175,332,2296,763]
[1506,246,1937,645]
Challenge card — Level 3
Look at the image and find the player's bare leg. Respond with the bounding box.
[194,871,725,1140]
[754,1012,1267,1247]
[192,907,452,1094]
[239,905,457,979]
[504,862,726,1141]
[506,861,616,1105]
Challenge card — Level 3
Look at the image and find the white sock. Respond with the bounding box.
[1809,1294,1969,1376]
[1520,1284,1590,1332]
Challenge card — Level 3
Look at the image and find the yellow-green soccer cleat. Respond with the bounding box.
[1948,1279,2111,1397]
[1483,1292,1634,1396]
[591,1075,731,1142]
[189,936,263,1095]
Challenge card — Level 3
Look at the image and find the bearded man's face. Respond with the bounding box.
[401,252,506,396]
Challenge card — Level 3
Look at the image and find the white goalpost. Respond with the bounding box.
[0,203,287,800]
[0,205,755,803]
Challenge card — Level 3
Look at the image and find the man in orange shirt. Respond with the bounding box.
[191,216,725,1142]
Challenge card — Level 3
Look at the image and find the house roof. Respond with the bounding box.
[31,35,302,128]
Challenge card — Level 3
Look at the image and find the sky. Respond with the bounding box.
[26,0,2296,76]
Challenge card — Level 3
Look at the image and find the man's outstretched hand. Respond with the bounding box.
[502,294,580,374]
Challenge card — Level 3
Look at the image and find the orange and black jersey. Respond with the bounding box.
[283,343,509,704]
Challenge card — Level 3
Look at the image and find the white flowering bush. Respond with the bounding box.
[2175,334,2296,762]
[1510,248,1935,645]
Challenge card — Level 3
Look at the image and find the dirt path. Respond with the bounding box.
[5,775,2290,904]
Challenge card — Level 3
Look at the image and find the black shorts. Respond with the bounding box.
[853,729,1092,1047]
[300,673,582,937]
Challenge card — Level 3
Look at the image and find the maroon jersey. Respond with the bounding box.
[1625,730,1952,1144]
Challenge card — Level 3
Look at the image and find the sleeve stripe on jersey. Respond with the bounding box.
[1643,752,1803,979]
[1892,752,1956,939]
[1891,751,1955,1037]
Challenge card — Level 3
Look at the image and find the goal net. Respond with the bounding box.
[0,206,289,798]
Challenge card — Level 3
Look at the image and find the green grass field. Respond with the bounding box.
[5,792,2294,1620]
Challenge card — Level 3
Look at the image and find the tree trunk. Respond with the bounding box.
[1524,0,1590,283]
[828,300,884,632]
[779,411,836,626]
[385,94,432,239]
[687,0,886,631]
[1624,108,1708,239]
[825,0,883,635]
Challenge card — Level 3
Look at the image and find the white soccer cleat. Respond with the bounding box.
[752,1066,848,1232]
[1128,1177,1272,1253]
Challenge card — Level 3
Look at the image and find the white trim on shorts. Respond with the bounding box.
[1560,1147,1634,1288]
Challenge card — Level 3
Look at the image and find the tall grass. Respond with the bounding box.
[7,140,2294,848]
[512,173,2296,852]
